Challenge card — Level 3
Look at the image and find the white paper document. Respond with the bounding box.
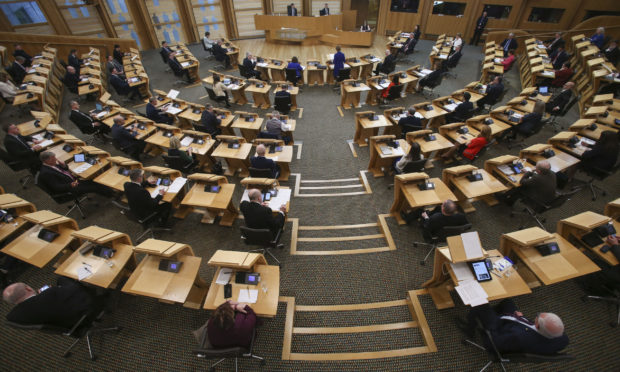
[77,266,93,281]
[180,136,194,146]
[37,139,54,148]
[181,62,191,68]
[455,280,488,306]
[150,185,167,198]
[167,89,180,99]
[166,106,183,115]
[392,146,405,156]
[443,103,457,112]
[450,262,475,282]
[167,177,187,194]
[414,112,424,119]
[216,268,233,285]
[461,231,483,259]
[420,68,433,75]
[238,289,258,303]
[73,163,93,174]
[497,164,514,175]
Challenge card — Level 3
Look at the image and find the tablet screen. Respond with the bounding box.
[470,261,492,282]
[73,154,85,163]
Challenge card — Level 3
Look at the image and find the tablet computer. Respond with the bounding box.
[470,260,492,282]
[37,228,59,242]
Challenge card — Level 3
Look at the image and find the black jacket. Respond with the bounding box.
[11,61,27,85]
[486,83,504,102]
[398,115,423,133]
[516,112,542,135]
[581,142,619,171]
[113,49,124,64]
[13,49,32,66]
[38,163,76,194]
[550,49,568,70]
[212,44,228,63]
[605,46,619,66]
[475,16,488,31]
[501,38,518,52]
[111,123,138,150]
[423,210,468,237]
[546,89,572,113]
[544,37,565,54]
[68,54,82,73]
[4,134,35,160]
[452,101,473,120]
[69,109,96,134]
[250,156,278,178]
[124,181,162,220]
[110,74,131,95]
[240,200,284,237]
[64,71,80,94]
[243,58,256,72]
[199,110,221,135]
[146,102,169,123]
[520,169,557,205]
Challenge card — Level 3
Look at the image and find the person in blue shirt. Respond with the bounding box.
[287,56,304,79]
[333,45,345,79]
[590,27,605,50]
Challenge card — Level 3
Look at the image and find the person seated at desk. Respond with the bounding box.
[207,300,258,349]
[550,46,568,71]
[501,33,518,57]
[106,54,124,75]
[287,56,304,82]
[146,97,173,125]
[456,298,569,355]
[544,81,573,114]
[38,151,113,197]
[63,66,81,95]
[250,144,280,179]
[168,136,196,169]
[502,160,556,206]
[544,32,565,55]
[333,45,345,79]
[69,100,109,135]
[419,199,468,238]
[11,56,30,86]
[551,62,573,88]
[443,46,463,71]
[287,3,298,16]
[394,141,423,174]
[452,33,463,50]
[441,124,491,161]
[476,76,504,109]
[113,44,127,64]
[500,49,516,71]
[360,20,371,32]
[604,40,619,66]
[203,32,215,53]
[243,52,261,79]
[381,74,400,101]
[212,75,231,108]
[446,91,473,123]
[0,72,18,102]
[374,49,396,75]
[68,49,82,75]
[124,169,172,227]
[168,52,192,84]
[12,44,32,67]
[319,3,330,16]
[590,27,606,50]
[109,68,140,101]
[3,278,93,328]
[264,111,291,142]
[212,40,231,69]
[580,130,619,172]
[240,188,286,238]
[398,107,423,137]
[111,115,146,161]
[160,41,173,62]
[3,123,41,172]
[198,104,222,136]
[400,34,417,56]
[505,100,545,139]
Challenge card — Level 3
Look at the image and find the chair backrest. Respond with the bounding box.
[337,68,351,82]
[34,171,73,202]
[240,226,275,246]
[258,131,280,140]
[559,94,580,116]
[386,84,404,100]
[439,223,472,240]
[205,86,218,101]
[274,95,291,113]
[238,63,248,78]
[447,52,462,68]
[0,147,24,170]
[401,158,426,173]
[162,154,190,172]
[249,167,274,178]
[285,68,298,83]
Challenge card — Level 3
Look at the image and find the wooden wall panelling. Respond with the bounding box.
[311,0,341,17]
[516,0,580,32]
[569,0,620,29]
[424,0,475,38]
[378,1,423,36]
[466,0,525,41]
[189,0,228,40]
[178,0,199,43]
[128,0,158,50]
[144,0,188,44]
[562,16,620,49]
[230,0,265,39]
[36,0,70,35]
[55,2,107,37]
[0,7,13,32]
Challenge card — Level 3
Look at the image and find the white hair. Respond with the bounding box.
[597,27,605,33]
[537,313,564,338]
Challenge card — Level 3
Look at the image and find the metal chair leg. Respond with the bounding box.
[211,357,226,368]
[63,337,81,357]
[479,360,493,372]
[421,245,436,265]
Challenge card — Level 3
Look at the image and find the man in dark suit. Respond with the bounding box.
[240,188,286,238]
[68,49,82,75]
[545,81,573,113]
[502,160,556,206]
[398,107,423,137]
[287,3,298,16]
[63,66,80,94]
[146,97,173,124]
[124,169,171,227]
[160,41,174,61]
[477,76,504,109]
[38,151,112,197]
[109,68,140,100]
[470,11,488,46]
[212,41,231,69]
[544,32,565,55]
[250,144,280,179]
[501,33,518,57]
[113,44,125,64]
[11,56,29,85]
[3,123,41,172]
[111,115,145,160]
[12,44,32,67]
[374,49,396,75]
[447,91,473,122]
[445,45,463,69]
[320,3,330,15]
[168,52,192,83]
[197,104,221,136]
[69,100,109,135]
[243,52,261,79]
[420,199,468,239]
[457,298,569,355]
[106,54,124,75]
[3,278,93,329]
[549,46,568,70]
[604,40,619,66]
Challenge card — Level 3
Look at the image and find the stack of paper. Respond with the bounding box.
[150,185,167,198]
[497,164,514,175]
[37,139,54,148]
[392,147,405,156]
[216,268,233,285]
[166,106,183,115]
[443,103,458,112]
[414,112,425,119]
[238,289,258,303]
[450,262,475,282]
[181,62,191,68]
[455,280,488,306]
[167,89,180,99]
[77,265,93,281]
[168,177,187,194]
[461,231,483,259]
[73,163,93,174]
[180,137,194,146]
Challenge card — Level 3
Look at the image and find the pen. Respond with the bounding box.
[82,262,91,267]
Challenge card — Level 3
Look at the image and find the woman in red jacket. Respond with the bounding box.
[382,74,400,100]
[207,300,257,348]
[442,124,492,161]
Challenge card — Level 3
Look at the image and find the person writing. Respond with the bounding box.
[207,301,258,348]
[124,169,172,227]
[168,136,196,169]
[240,188,286,238]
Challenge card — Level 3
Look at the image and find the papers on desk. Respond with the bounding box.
[77,265,93,281]
[420,69,433,75]
[167,177,187,194]
[166,106,183,115]
[392,146,405,156]
[73,162,93,174]
[150,185,167,198]
[461,231,484,260]
[96,110,109,119]
[167,89,180,99]
[37,139,54,148]
[180,136,194,146]
[455,280,488,306]
[443,103,458,112]
[369,57,381,63]
[497,164,514,175]
[394,43,403,48]
[216,268,233,285]
[512,113,523,120]
[269,156,278,162]
[437,54,448,60]
[238,289,258,303]
[227,84,240,90]
[378,81,390,89]
[256,62,268,68]
[241,189,291,212]
[494,58,503,63]
[380,145,392,155]
[80,77,89,83]
[581,137,595,146]
[450,262,475,282]
[549,163,560,173]
[181,62,191,68]
[540,71,555,77]
[128,77,140,83]
[414,112,424,119]
[343,63,351,68]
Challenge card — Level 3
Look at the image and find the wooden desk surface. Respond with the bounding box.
[417,104,447,120]
[520,145,580,173]
[208,250,267,269]
[134,238,192,257]
[450,169,507,199]
[181,183,235,209]
[94,164,135,191]
[401,177,456,209]
[17,116,51,136]
[484,155,530,188]
[67,155,109,180]
[359,115,391,129]
[245,83,272,94]
[440,124,480,145]
[413,133,454,154]
[211,142,252,160]
[231,117,264,130]
[254,146,293,163]
[569,119,617,141]
[1,222,75,268]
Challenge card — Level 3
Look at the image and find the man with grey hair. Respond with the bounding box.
[457,298,569,354]
[11,55,30,85]
[503,160,556,206]
[239,188,286,238]
[38,151,113,197]
[250,144,280,179]
[398,106,423,137]
[69,100,108,135]
[501,32,517,57]
[264,111,291,140]
[243,52,261,79]
[111,115,146,160]
[123,168,171,227]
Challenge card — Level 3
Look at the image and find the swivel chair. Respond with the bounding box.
[193,326,265,372]
[35,172,89,219]
[415,223,472,265]
[240,226,283,266]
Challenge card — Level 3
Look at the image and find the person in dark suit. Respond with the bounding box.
[545,81,573,113]
[111,115,146,160]
[445,45,463,69]
[333,45,345,79]
[3,278,93,329]
[477,76,504,109]
[399,34,417,56]
[3,123,41,172]
[212,41,231,69]
[207,300,258,349]
[501,33,518,57]
[160,41,173,61]
[503,160,556,206]
[398,107,423,137]
[250,144,280,179]
[416,62,443,92]
[507,100,545,138]
[109,68,140,100]
[580,130,619,172]
[146,97,173,124]
[67,49,82,75]
[550,46,568,70]
[106,54,124,75]
[167,52,192,83]
[420,199,468,239]
[38,151,112,197]
[243,52,261,79]
[412,24,421,41]
[470,11,488,45]
[604,40,619,66]
[11,56,29,85]
[240,188,286,238]
[360,20,371,32]
[287,3,298,16]
[447,91,473,123]
[12,44,32,67]
[544,32,565,55]
[124,169,171,226]
[63,66,81,94]
[69,100,109,135]
[113,44,126,64]
[374,49,396,75]
[198,104,221,136]
[320,3,330,16]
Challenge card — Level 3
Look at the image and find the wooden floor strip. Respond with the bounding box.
[296,299,408,312]
[295,192,369,197]
[337,105,344,117]
[293,321,418,335]
[294,141,302,159]
[289,218,299,255]
[301,177,359,183]
[298,107,303,118]
[408,290,438,353]
[347,139,358,157]
[289,347,431,361]
[378,214,397,251]
[279,296,295,360]
[299,222,377,230]
[298,234,384,242]
[299,184,363,190]
[359,170,372,194]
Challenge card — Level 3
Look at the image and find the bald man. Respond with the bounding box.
[457,298,569,355]
[420,199,468,239]
[3,278,93,328]
[250,144,280,179]
[545,82,574,113]
[240,188,286,238]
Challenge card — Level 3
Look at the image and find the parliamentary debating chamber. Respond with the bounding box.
[0,0,619,370]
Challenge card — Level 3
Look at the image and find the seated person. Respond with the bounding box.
[374,49,396,75]
[604,40,619,66]
[452,33,463,50]
[111,115,146,160]
[109,68,140,100]
[382,74,400,100]
[394,141,423,174]
[506,100,545,138]
[113,44,127,64]
[457,298,568,355]
[286,56,304,84]
[477,76,504,109]
[444,46,463,69]
[198,104,222,136]
[203,32,215,53]
[106,54,124,75]
[360,20,371,32]
[146,97,173,124]
[212,40,231,69]
[250,144,280,179]
[264,111,291,142]
[207,300,258,349]
[69,100,109,135]
[398,107,423,137]
[12,44,32,67]
[160,41,173,62]
[168,52,192,83]
[243,52,261,79]
[590,27,605,50]
[0,72,18,102]
[441,124,491,161]
[400,34,417,55]
[212,75,231,108]
[446,91,473,123]
[580,130,619,172]
[416,61,443,92]
[63,66,81,94]
[500,49,516,71]
[3,278,93,328]
[545,82,574,114]
[544,32,565,54]
[503,160,556,206]
[3,123,41,172]
[124,169,171,227]
[550,47,568,70]
[551,62,573,87]
[11,56,29,86]
[240,188,286,238]
[168,136,196,169]
[420,199,468,239]
[38,151,113,197]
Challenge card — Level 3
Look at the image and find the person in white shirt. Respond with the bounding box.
[452,33,463,50]
[203,31,215,52]
[0,72,18,101]
[395,141,423,174]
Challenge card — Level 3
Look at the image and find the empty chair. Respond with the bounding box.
[0,147,34,188]
[547,94,580,133]
[510,189,578,229]
[240,226,283,266]
[248,167,275,179]
[285,68,299,86]
[205,86,227,107]
[274,94,291,115]
[415,223,472,265]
